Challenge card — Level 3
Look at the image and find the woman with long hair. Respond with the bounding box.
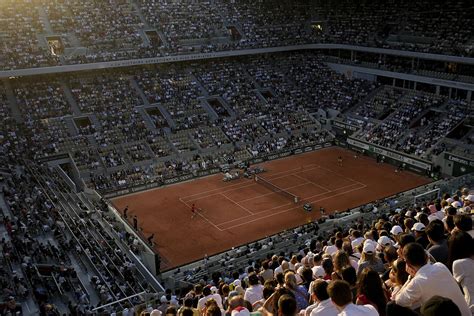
[283,271,309,312]
[385,259,409,300]
[356,268,388,316]
[332,251,352,280]
[448,231,474,314]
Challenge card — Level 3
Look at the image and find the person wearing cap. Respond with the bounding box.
[357,242,384,275]
[412,222,429,249]
[327,280,378,316]
[377,236,393,250]
[389,225,403,245]
[394,243,471,316]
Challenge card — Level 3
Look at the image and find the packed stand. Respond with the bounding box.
[361,91,445,149]
[0,164,161,314]
[155,185,474,316]
[0,0,473,71]
[0,0,58,70]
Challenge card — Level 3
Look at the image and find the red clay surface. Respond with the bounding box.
[112,147,431,270]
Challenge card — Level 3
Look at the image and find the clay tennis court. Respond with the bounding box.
[112,147,431,270]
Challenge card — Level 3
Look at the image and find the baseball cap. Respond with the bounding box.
[451,201,462,208]
[412,222,426,232]
[210,286,218,294]
[363,242,375,254]
[312,266,325,279]
[231,307,250,316]
[378,236,393,247]
[415,212,424,221]
[390,225,403,235]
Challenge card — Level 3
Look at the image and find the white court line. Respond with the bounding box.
[220,184,368,231]
[317,165,366,186]
[293,173,331,192]
[181,164,319,201]
[178,197,224,232]
[237,181,311,203]
[182,166,321,203]
[220,193,254,215]
[215,182,363,227]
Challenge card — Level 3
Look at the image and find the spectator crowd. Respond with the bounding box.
[0,0,472,70]
[149,186,474,316]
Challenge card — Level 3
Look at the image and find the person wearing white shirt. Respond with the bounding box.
[243,273,264,305]
[394,242,471,316]
[450,231,474,314]
[308,280,338,316]
[274,260,289,277]
[197,287,223,311]
[350,230,364,251]
[327,280,378,316]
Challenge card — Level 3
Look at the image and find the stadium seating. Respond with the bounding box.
[0,0,472,71]
[0,2,473,314]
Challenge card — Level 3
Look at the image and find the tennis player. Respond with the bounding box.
[191,203,197,219]
[338,156,343,166]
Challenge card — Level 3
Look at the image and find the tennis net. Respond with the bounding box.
[254,175,299,204]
